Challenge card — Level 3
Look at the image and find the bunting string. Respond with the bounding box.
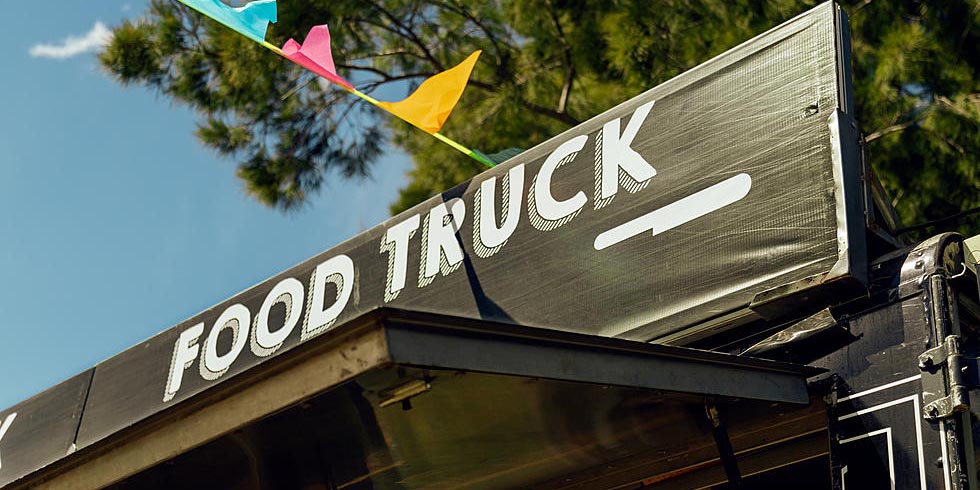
[177,0,495,168]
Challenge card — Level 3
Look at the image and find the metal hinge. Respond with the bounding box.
[919,335,974,420]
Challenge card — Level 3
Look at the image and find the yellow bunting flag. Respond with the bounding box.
[377,51,481,134]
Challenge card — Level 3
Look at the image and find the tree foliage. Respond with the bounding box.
[101,0,980,235]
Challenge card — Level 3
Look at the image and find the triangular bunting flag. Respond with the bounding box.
[378,51,481,134]
[281,25,353,89]
[177,0,277,44]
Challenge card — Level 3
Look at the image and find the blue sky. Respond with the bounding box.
[0,2,411,410]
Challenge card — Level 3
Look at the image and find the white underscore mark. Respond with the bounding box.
[593,173,752,250]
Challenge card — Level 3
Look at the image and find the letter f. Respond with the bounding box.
[163,323,205,403]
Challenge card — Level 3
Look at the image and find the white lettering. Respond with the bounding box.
[419,198,466,288]
[595,101,657,210]
[250,278,304,357]
[0,412,16,471]
[529,135,588,230]
[474,165,524,258]
[302,255,355,341]
[594,173,752,250]
[380,215,420,302]
[200,304,250,381]
[163,323,204,402]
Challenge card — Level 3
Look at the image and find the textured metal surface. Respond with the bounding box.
[898,233,965,299]
[742,308,855,363]
[966,235,980,273]
[0,371,92,488]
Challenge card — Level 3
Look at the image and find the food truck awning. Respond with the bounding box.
[15,310,827,490]
[0,3,856,487]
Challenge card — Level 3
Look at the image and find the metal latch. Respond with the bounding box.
[919,335,973,420]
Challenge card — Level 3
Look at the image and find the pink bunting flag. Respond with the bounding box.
[281,25,353,90]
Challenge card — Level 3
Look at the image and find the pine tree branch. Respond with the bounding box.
[936,94,980,119]
[865,119,920,142]
[523,99,581,126]
[431,0,511,63]
[855,0,875,10]
[466,79,581,126]
[545,0,574,115]
[174,7,219,60]
[348,49,425,61]
[363,0,444,71]
[358,72,439,93]
[336,63,433,82]
[864,91,980,143]
[558,65,575,115]
[896,205,980,234]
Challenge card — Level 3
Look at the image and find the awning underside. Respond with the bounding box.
[26,312,828,490]
[108,367,828,489]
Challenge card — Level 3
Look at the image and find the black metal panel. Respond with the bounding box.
[76,326,198,448]
[817,234,970,490]
[823,299,933,490]
[0,371,92,488]
[382,313,816,404]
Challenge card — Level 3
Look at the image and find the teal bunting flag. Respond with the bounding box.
[177,0,277,44]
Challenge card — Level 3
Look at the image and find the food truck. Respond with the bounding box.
[2,2,979,488]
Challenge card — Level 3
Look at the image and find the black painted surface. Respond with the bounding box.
[0,371,92,488]
[824,299,934,490]
[816,236,970,490]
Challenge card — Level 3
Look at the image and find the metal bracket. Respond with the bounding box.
[706,403,742,488]
[919,335,974,420]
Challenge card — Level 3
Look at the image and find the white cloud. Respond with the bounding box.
[29,22,112,60]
